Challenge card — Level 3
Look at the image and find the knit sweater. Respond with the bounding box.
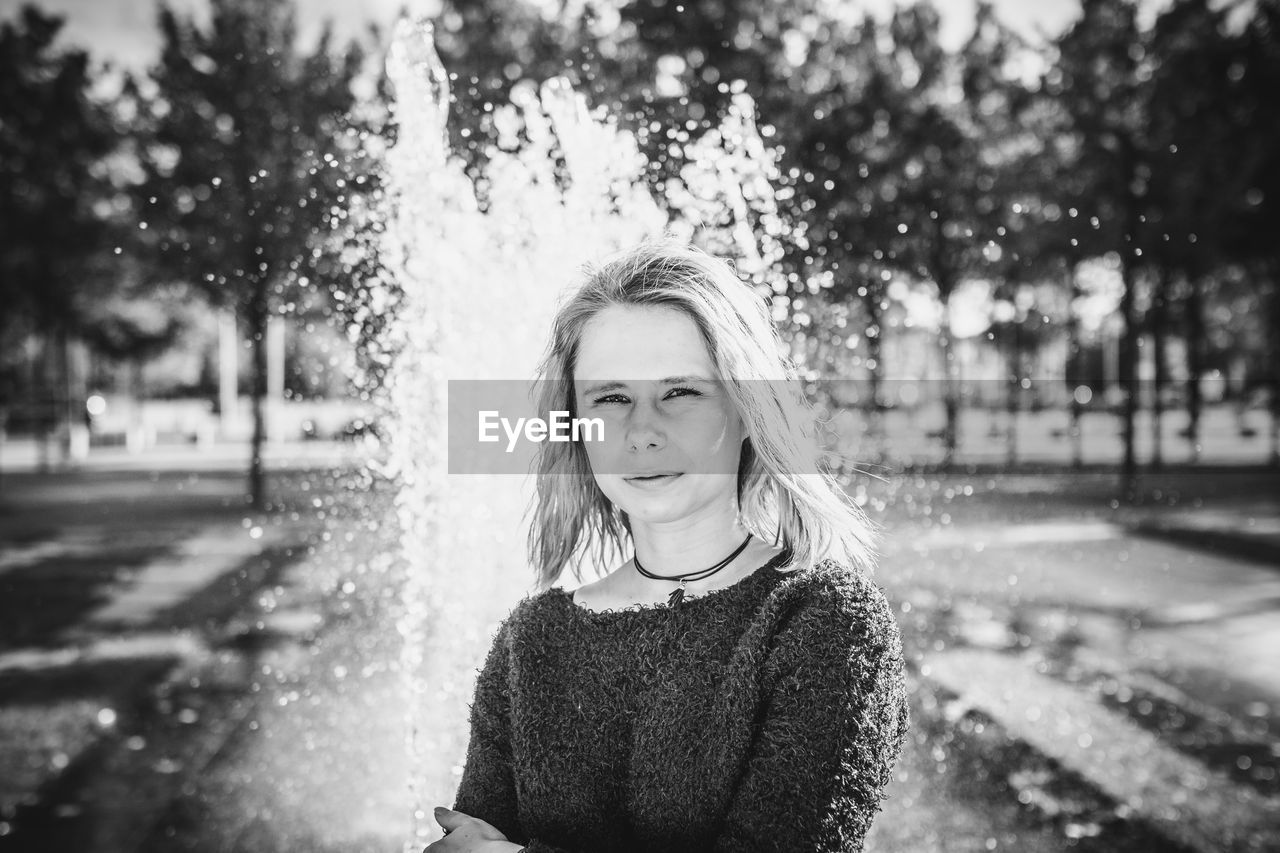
[452,551,910,853]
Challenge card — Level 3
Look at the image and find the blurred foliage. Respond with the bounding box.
[2,0,1279,469]
[0,4,188,417]
[126,0,365,504]
[417,0,1280,470]
[130,0,364,319]
[0,5,112,344]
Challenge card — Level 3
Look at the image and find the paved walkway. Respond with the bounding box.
[926,647,1280,852]
[1,464,1277,851]
[135,471,1280,853]
[874,474,1280,853]
[0,469,333,848]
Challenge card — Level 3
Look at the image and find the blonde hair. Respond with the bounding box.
[525,238,878,591]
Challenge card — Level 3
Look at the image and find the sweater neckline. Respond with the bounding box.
[558,548,796,619]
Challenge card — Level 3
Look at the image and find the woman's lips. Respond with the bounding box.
[625,473,683,489]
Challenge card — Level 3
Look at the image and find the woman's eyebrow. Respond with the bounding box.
[580,376,714,395]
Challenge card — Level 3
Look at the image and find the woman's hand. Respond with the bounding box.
[423,807,525,852]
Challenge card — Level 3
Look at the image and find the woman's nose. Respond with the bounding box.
[624,401,667,451]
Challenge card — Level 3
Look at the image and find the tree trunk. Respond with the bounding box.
[1269,262,1280,467]
[925,218,960,468]
[1184,274,1205,464]
[1065,262,1083,468]
[129,358,145,452]
[56,325,76,469]
[937,274,959,469]
[1118,258,1139,500]
[863,291,885,464]
[31,334,52,474]
[248,278,269,511]
[939,329,958,467]
[1150,267,1168,471]
[1116,140,1145,500]
[1005,324,1019,470]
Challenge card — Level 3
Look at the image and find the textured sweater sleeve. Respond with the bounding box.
[452,615,573,853]
[713,572,910,852]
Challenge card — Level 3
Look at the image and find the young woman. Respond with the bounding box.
[427,240,909,852]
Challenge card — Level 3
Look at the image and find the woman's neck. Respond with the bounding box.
[629,517,752,576]
[622,522,787,601]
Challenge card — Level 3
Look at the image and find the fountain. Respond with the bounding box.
[376,16,794,848]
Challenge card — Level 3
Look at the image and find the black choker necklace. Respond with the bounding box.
[633,534,753,607]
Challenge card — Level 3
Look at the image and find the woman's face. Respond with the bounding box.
[573,304,746,527]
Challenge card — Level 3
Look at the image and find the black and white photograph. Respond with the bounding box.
[0,0,1277,851]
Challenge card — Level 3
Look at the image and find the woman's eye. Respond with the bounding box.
[592,388,699,405]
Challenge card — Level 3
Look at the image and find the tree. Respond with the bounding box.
[920,2,1035,465]
[779,11,910,449]
[1009,75,1099,468]
[1144,0,1256,464]
[133,0,364,508]
[805,3,1030,466]
[1052,0,1151,496]
[1225,0,1280,465]
[0,4,146,470]
[428,0,582,151]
